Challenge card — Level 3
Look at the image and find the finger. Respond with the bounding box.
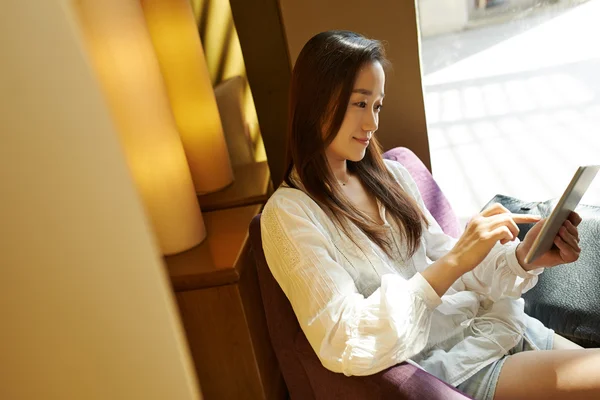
[568,211,582,227]
[480,203,541,224]
[558,226,580,251]
[511,214,543,224]
[554,235,580,263]
[481,203,511,217]
[488,225,513,244]
[564,220,580,242]
[486,214,519,241]
[485,212,541,227]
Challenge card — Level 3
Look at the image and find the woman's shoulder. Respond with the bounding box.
[263,186,321,219]
[382,158,413,185]
[261,186,335,240]
[381,158,422,202]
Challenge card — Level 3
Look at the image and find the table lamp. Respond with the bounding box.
[75,0,206,255]
[142,0,235,194]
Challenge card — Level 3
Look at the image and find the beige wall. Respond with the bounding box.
[278,0,432,169]
[0,2,201,399]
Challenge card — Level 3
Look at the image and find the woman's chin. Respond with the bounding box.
[347,151,367,162]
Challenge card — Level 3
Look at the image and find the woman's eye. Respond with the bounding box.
[354,101,382,111]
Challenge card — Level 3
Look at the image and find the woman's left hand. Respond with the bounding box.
[515,211,582,271]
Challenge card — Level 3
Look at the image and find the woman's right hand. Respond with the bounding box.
[447,203,542,274]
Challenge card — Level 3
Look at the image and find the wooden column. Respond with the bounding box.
[229,0,291,188]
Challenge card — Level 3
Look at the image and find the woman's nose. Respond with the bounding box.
[362,110,378,132]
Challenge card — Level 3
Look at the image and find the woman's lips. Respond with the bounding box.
[353,137,370,145]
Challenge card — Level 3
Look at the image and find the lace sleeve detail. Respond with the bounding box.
[261,203,301,269]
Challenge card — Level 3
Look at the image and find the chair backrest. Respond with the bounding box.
[383,147,461,237]
[249,215,315,399]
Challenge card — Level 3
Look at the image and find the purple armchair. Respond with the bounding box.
[248,147,469,399]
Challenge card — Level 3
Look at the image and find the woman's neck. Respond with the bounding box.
[327,155,349,182]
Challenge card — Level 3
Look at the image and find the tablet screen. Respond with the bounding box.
[524,165,600,264]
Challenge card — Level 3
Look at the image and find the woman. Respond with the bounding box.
[261,30,599,399]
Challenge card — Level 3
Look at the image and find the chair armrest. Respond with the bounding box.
[294,332,472,399]
[363,363,473,400]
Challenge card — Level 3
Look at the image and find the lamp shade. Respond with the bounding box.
[142,0,234,194]
[76,0,206,255]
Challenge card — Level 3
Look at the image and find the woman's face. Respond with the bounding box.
[325,61,385,163]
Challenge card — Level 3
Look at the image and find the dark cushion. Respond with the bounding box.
[484,194,600,347]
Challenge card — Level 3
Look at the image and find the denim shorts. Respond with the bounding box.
[456,317,554,400]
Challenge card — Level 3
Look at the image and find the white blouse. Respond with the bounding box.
[261,159,546,386]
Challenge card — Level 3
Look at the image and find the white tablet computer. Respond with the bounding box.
[525,165,600,264]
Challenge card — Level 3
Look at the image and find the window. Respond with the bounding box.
[418,0,600,223]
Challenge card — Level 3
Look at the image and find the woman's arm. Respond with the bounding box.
[261,192,443,376]
[387,160,544,301]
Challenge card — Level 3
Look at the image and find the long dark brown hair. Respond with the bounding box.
[284,30,428,259]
